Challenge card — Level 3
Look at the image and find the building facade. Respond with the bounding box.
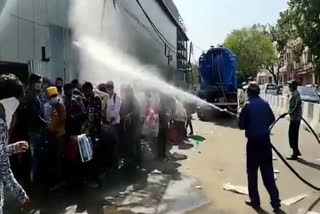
[278,41,315,86]
[257,69,274,85]
[0,0,73,82]
[0,0,188,84]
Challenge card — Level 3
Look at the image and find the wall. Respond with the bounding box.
[0,0,74,81]
[110,0,178,80]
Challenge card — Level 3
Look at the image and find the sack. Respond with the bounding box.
[77,134,94,163]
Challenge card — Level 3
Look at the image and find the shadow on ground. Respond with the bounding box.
[252,208,286,214]
[307,195,320,212]
[4,159,182,214]
[198,110,238,129]
[298,159,320,171]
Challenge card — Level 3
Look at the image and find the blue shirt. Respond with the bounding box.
[239,96,275,138]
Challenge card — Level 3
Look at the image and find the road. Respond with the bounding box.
[183,113,320,214]
[5,112,320,214]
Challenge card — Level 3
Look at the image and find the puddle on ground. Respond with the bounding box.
[158,174,209,214]
[25,170,208,214]
[103,171,209,214]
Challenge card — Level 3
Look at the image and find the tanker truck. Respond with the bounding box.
[197,47,238,120]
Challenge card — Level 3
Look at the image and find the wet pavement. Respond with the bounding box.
[4,151,209,214]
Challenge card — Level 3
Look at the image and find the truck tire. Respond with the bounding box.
[197,112,207,121]
[197,109,211,121]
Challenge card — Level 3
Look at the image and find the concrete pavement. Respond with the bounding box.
[180,115,320,214]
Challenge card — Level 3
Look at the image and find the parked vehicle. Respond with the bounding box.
[277,85,283,95]
[264,83,278,95]
[298,86,320,103]
[282,86,320,103]
[197,47,238,119]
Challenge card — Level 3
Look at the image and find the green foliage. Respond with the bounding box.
[289,0,320,72]
[272,10,298,54]
[224,27,277,77]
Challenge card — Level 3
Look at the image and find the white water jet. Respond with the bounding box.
[0,0,16,34]
[75,36,230,113]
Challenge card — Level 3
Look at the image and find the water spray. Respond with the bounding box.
[0,0,17,34]
[74,36,236,117]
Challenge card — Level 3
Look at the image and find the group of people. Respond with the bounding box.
[0,73,196,213]
[239,80,302,213]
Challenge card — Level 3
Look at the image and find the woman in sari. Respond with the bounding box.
[0,74,30,213]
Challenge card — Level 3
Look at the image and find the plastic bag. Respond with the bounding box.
[77,134,94,163]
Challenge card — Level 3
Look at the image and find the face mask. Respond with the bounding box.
[34,83,42,91]
[0,97,20,126]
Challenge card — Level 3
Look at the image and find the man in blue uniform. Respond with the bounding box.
[239,82,281,213]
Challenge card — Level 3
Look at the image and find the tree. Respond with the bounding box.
[262,12,298,85]
[186,63,200,88]
[289,0,320,74]
[272,10,298,54]
[224,27,277,81]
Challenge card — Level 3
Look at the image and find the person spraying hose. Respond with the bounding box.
[238,82,281,213]
[204,79,320,195]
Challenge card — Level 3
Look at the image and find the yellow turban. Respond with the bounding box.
[46,86,58,97]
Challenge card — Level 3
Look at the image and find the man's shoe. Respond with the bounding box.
[273,207,284,214]
[245,200,260,209]
[286,155,298,160]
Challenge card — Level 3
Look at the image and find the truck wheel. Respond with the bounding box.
[227,106,239,114]
[197,111,209,121]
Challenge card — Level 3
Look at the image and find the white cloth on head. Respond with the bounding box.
[0,98,19,127]
[94,88,109,110]
[106,93,122,125]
